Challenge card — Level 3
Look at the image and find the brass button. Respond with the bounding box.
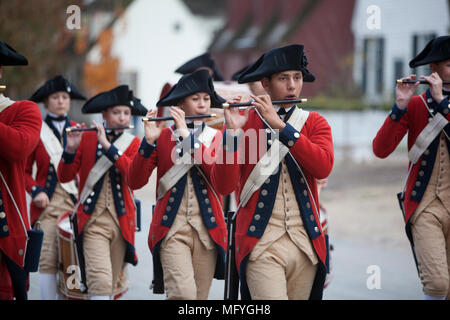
[258,202,264,209]
[18,249,24,256]
[2,225,8,232]
[0,212,6,219]
[254,214,261,221]
[249,225,256,232]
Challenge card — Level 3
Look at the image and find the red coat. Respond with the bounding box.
[57,131,140,265]
[25,118,77,225]
[0,100,42,298]
[128,125,233,257]
[373,90,450,224]
[228,111,334,270]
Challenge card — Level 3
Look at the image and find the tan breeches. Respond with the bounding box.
[411,198,450,298]
[160,223,217,300]
[82,210,127,296]
[246,233,317,300]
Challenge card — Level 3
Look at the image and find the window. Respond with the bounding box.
[362,37,384,97]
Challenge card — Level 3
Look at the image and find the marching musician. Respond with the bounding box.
[0,40,42,300]
[128,69,237,299]
[57,85,147,300]
[373,35,450,300]
[25,75,86,300]
[221,44,334,300]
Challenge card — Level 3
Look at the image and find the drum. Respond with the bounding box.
[56,212,127,300]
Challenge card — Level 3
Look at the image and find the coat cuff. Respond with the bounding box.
[103,144,122,163]
[223,129,243,153]
[62,150,76,164]
[389,104,407,122]
[437,97,450,116]
[31,185,45,199]
[279,123,301,148]
[138,138,156,158]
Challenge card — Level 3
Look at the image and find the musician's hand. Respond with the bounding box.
[224,96,249,132]
[170,107,190,139]
[33,192,49,209]
[421,72,444,104]
[396,75,420,109]
[144,110,165,145]
[92,120,111,151]
[251,94,285,130]
[66,123,83,153]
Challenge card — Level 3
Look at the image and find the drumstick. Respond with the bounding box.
[142,114,217,122]
[222,98,308,108]
[397,79,450,85]
[65,125,135,133]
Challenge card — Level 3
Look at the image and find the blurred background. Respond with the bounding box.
[2,0,448,300]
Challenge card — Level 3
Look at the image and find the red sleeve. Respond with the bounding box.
[57,139,84,183]
[202,128,241,196]
[372,105,409,159]
[127,138,158,190]
[114,137,140,182]
[285,112,334,179]
[0,101,42,162]
[24,145,38,194]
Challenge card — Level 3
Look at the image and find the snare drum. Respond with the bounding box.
[56,212,127,300]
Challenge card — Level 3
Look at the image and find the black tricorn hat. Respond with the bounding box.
[175,53,225,81]
[82,85,148,116]
[409,35,450,68]
[0,40,28,66]
[157,69,226,108]
[30,75,86,102]
[237,44,315,83]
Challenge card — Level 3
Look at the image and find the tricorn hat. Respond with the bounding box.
[0,40,28,66]
[82,85,148,116]
[157,69,226,108]
[175,53,225,81]
[30,75,86,102]
[237,44,315,83]
[409,35,450,68]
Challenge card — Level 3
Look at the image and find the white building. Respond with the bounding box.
[352,0,449,105]
[86,0,224,113]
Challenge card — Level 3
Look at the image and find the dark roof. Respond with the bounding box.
[181,0,227,17]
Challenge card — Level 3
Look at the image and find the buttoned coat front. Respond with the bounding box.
[57,131,140,266]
